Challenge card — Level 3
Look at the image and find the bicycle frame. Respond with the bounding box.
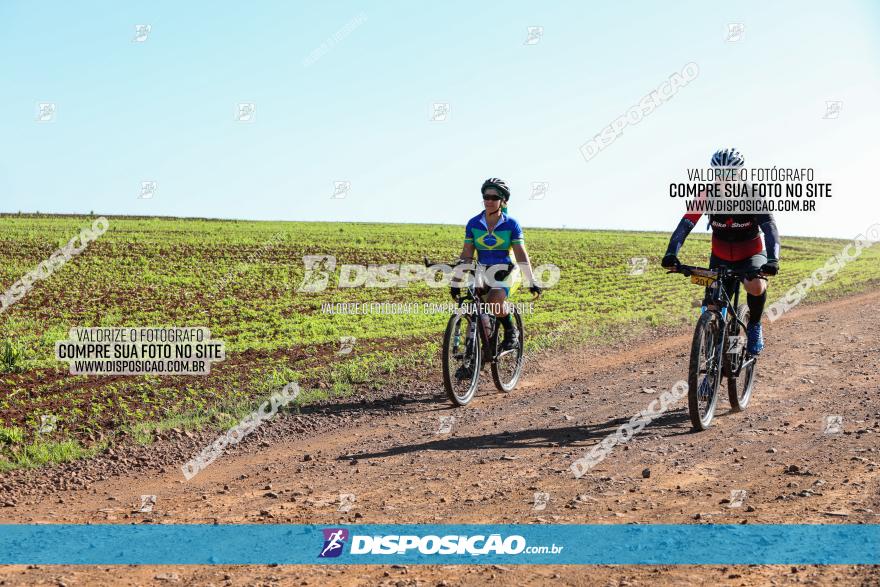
[675,264,764,375]
[454,263,503,364]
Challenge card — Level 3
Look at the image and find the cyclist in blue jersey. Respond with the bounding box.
[451,178,542,352]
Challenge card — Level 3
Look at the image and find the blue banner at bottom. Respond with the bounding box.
[0,524,877,565]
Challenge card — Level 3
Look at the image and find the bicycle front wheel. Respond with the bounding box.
[442,313,481,406]
[688,310,724,431]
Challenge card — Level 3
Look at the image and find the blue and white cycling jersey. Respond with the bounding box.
[463,211,524,265]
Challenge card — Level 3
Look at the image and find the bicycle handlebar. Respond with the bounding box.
[424,257,543,302]
[667,263,769,280]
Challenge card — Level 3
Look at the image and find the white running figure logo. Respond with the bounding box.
[321,529,346,557]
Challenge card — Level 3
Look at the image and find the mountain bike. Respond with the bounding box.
[426,259,537,406]
[669,264,769,431]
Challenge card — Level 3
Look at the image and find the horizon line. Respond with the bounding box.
[0,211,859,242]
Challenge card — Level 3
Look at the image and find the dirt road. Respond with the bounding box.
[2,290,879,586]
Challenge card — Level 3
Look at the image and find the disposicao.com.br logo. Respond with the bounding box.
[297,255,560,292]
[318,529,563,557]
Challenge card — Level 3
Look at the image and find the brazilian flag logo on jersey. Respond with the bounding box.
[472,229,512,250]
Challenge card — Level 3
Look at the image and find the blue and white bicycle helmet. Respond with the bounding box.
[711,147,744,167]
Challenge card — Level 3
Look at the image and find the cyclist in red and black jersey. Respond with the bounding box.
[661,148,780,355]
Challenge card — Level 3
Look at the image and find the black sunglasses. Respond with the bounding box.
[482,194,502,201]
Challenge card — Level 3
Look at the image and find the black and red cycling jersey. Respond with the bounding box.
[665,209,780,263]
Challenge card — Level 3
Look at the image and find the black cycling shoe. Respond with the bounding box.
[500,327,519,352]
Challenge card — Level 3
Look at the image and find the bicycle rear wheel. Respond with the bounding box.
[442,313,480,406]
[728,304,756,412]
[491,309,524,392]
[688,310,724,430]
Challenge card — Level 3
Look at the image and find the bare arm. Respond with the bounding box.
[459,242,475,262]
[450,243,477,289]
[512,242,537,286]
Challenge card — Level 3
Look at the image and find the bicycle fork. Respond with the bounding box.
[701,313,727,400]
[453,316,476,361]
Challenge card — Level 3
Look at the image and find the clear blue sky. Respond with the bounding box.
[1,1,878,238]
